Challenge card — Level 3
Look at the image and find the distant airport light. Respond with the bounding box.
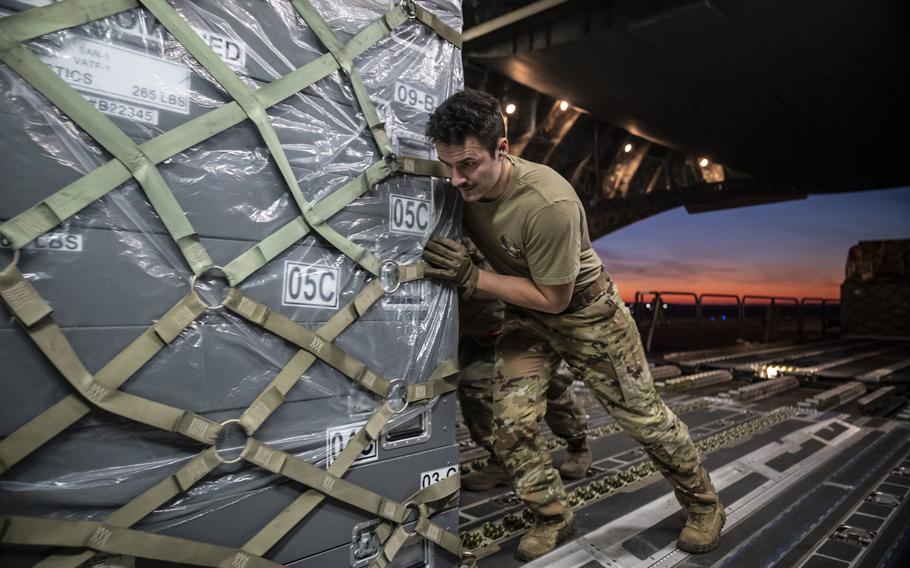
[645,303,651,309]
[559,100,569,111]
[761,365,782,379]
[624,143,633,153]
[699,157,710,167]
[505,103,516,115]
[663,303,669,309]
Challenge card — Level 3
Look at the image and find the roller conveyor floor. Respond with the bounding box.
[457,337,910,567]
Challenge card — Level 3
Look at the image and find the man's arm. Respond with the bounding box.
[476,269,573,314]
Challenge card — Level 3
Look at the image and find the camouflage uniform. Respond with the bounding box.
[491,279,718,520]
[459,338,586,458]
[458,296,587,461]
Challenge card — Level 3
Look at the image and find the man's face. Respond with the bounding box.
[435,136,505,202]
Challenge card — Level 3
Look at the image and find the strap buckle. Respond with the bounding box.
[403,0,417,19]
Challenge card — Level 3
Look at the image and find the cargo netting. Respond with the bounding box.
[0,0,470,566]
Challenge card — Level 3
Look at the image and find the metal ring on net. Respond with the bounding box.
[380,259,402,294]
[190,265,228,310]
[215,418,249,464]
[386,378,410,414]
[1,249,21,272]
[404,0,417,19]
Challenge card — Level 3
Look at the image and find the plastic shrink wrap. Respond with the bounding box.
[0,0,465,566]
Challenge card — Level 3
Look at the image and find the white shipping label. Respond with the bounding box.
[86,95,159,125]
[282,261,339,309]
[195,30,247,69]
[389,194,433,236]
[1,233,83,252]
[326,422,378,467]
[419,465,458,489]
[394,81,437,113]
[39,37,191,114]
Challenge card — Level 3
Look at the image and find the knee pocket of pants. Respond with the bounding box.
[637,421,697,471]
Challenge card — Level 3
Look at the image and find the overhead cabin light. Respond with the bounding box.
[505,103,516,115]
[624,143,633,153]
[559,100,569,111]
[699,157,710,167]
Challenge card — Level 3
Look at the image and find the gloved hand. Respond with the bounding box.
[422,234,479,300]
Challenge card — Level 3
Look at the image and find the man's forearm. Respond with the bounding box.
[475,269,571,314]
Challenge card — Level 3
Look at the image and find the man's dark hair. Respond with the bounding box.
[425,89,505,155]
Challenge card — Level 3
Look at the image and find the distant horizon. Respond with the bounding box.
[594,186,910,305]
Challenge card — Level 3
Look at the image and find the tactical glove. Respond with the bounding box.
[422,234,479,300]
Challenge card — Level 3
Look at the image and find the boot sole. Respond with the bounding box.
[677,511,726,554]
[559,468,590,480]
[515,519,576,561]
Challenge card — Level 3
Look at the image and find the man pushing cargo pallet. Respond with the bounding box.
[421,90,725,561]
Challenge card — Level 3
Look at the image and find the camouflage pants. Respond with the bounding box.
[491,281,719,520]
[458,337,587,460]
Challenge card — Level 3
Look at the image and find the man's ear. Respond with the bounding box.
[497,137,509,158]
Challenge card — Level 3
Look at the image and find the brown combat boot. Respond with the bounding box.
[461,460,509,491]
[677,502,725,553]
[559,439,592,479]
[516,511,575,561]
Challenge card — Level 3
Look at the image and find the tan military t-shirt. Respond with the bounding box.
[463,155,602,294]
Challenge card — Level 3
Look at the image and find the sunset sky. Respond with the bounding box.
[594,186,910,304]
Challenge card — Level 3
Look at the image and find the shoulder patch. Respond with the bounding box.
[499,235,524,259]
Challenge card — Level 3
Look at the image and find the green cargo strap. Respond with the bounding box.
[242,401,396,555]
[140,1,382,278]
[243,439,409,524]
[406,358,458,403]
[0,3,404,253]
[396,155,452,179]
[0,515,281,568]
[35,447,222,568]
[349,3,409,60]
[226,152,392,285]
[0,264,220,443]
[0,33,212,274]
[0,0,136,46]
[406,0,463,49]
[223,290,394,398]
[370,474,464,568]
[0,2,469,566]
[0,293,205,473]
[290,0,394,157]
[238,280,388,434]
